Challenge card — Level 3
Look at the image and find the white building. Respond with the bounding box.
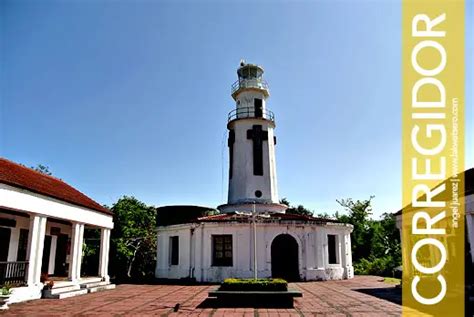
[395,167,474,274]
[0,158,114,304]
[155,62,354,282]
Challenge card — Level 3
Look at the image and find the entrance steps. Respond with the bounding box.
[42,279,115,299]
[87,283,116,293]
[80,280,116,293]
[42,284,88,299]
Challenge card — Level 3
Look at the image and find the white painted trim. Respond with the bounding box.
[48,235,57,275]
[69,222,84,281]
[27,215,47,286]
[7,227,19,261]
[99,228,110,281]
[0,183,113,229]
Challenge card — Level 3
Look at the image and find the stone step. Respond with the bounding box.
[43,288,88,299]
[80,281,109,289]
[48,284,81,295]
[88,284,116,293]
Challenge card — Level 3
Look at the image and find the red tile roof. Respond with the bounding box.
[0,158,111,215]
[197,211,339,223]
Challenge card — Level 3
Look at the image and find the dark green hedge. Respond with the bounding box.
[220,278,288,291]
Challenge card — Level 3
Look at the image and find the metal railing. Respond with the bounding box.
[0,261,29,285]
[228,106,275,123]
[231,78,269,95]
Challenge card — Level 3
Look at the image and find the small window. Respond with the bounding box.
[255,190,262,198]
[212,235,233,266]
[170,236,179,265]
[254,98,263,117]
[328,234,338,264]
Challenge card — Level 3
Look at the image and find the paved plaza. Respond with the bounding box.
[1,276,401,316]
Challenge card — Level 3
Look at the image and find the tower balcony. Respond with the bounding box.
[231,78,269,99]
[228,106,275,123]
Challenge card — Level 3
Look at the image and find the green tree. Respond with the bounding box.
[279,196,402,277]
[377,212,401,262]
[109,196,157,281]
[315,212,332,219]
[336,196,374,262]
[280,198,313,216]
[336,197,401,276]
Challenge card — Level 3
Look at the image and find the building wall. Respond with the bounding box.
[396,192,474,265]
[156,221,353,282]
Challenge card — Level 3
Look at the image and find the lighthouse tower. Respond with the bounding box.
[218,61,287,214]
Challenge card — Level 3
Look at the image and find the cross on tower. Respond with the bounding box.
[247,125,268,175]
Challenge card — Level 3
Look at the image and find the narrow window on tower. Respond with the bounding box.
[169,236,179,266]
[254,98,263,118]
[228,130,235,179]
[327,234,339,264]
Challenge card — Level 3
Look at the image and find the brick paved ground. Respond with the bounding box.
[1,276,401,316]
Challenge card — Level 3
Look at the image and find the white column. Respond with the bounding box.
[340,233,353,279]
[98,228,111,282]
[315,230,325,268]
[7,227,20,262]
[26,215,47,286]
[69,222,84,282]
[48,235,57,275]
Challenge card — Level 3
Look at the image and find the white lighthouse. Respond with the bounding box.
[155,62,354,283]
[218,61,287,214]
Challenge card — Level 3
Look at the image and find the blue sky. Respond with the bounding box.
[1,1,472,218]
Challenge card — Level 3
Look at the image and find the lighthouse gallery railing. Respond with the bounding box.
[231,78,269,95]
[228,107,275,123]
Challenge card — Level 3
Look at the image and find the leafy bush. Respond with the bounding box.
[220,278,288,291]
[1,284,12,296]
[353,256,398,277]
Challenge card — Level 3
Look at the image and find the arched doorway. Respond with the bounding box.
[271,234,300,281]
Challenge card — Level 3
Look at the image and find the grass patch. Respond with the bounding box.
[383,277,401,285]
[220,278,288,291]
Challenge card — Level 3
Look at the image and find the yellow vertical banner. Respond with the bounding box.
[402,0,465,316]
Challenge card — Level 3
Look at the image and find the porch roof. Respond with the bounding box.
[0,158,111,215]
[394,167,474,216]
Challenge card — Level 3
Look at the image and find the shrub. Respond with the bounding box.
[354,256,398,277]
[1,284,12,296]
[220,278,288,291]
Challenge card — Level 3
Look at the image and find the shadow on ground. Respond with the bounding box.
[353,287,402,305]
[197,297,295,309]
[112,277,218,286]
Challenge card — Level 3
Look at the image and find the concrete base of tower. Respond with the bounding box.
[217,202,288,214]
